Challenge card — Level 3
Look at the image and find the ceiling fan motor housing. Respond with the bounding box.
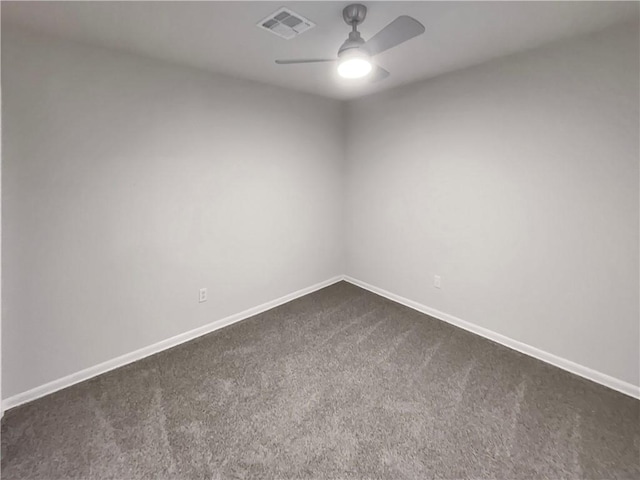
[338,31,367,56]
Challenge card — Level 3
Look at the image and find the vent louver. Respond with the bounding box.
[257,8,315,40]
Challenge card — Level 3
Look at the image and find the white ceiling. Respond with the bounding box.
[3,1,638,100]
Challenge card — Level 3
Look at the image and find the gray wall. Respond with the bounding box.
[3,22,639,400]
[2,28,345,398]
[345,24,640,387]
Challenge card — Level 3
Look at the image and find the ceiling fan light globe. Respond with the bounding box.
[337,57,372,79]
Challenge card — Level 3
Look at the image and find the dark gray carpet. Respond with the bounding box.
[2,281,639,479]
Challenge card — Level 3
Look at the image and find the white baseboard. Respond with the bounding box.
[344,275,640,400]
[5,273,637,412]
[2,276,344,412]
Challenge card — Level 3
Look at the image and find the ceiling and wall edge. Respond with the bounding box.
[2,1,637,100]
[2,10,640,104]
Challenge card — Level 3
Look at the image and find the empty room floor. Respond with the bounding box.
[2,281,639,479]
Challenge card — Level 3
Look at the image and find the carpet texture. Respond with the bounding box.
[2,281,639,479]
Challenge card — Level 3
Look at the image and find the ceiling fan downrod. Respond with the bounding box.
[339,4,368,55]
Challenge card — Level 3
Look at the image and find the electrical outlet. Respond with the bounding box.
[199,288,207,303]
[434,275,441,289]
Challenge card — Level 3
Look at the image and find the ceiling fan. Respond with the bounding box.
[275,4,425,82]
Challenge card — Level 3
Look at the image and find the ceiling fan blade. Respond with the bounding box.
[365,16,425,57]
[275,59,335,65]
[370,65,390,83]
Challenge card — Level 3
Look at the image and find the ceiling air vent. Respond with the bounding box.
[257,7,315,40]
